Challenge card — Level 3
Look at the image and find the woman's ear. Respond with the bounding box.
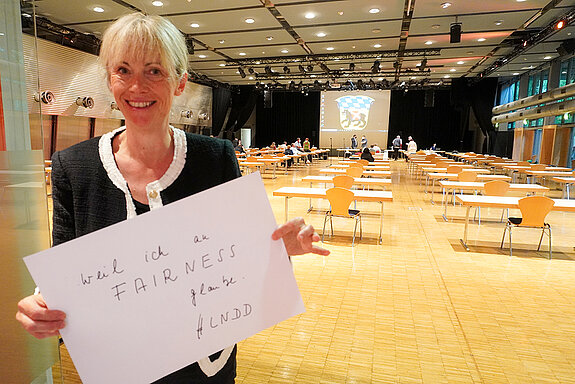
[174,73,188,96]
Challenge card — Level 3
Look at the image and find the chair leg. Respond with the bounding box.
[537,228,545,252]
[352,218,357,247]
[322,213,328,243]
[548,225,552,260]
[508,226,513,257]
[329,215,334,236]
[500,225,507,249]
[359,216,362,239]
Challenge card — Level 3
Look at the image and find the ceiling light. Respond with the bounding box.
[374,44,382,48]
[441,2,452,8]
[93,6,104,12]
[369,8,380,14]
[544,55,552,60]
[316,32,327,37]
[516,0,526,2]
[477,38,486,42]
[457,61,465,64]
[326,47,335,51]
[151,1,163,6]
[372,28,381,33]
[219,40,225,44]
[411,76,417,79]
[431,24,441,29]
[450,68,456,72]
[305,12,316,19]
[266,36,273,41]
[281,49,289,53]
[239,52,246,56]
[245,18,255,24]
[425,41,433,45]
[190,23,200,28]
[495,20,503,26]
[555,20,566,30]
[198,54,207,58]
[219,63,226,67]
[338,11,344,16]
[444,75,451,78]
[513,72,520,75]
[248,76,254,80]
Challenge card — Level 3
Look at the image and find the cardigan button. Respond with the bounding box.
[149,190,158,199]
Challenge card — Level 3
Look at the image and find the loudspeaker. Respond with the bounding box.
[263,90,272,108]
[557,39,575,56]
[424,90,435,108]
[450,23,462,44]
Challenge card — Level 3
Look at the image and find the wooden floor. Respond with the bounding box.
[54,157,575,383]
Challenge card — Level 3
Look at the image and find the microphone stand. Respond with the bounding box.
[330,137,333,165]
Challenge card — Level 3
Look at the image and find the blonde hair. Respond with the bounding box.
[99,13,188,82]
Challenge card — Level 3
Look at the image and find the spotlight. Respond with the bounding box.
[288,81,296,91]
[369,79,376,89]
[238,67,246,78]
[418,58,428,71]
[371,60,381,73]
[555,20,566,30]
[283,65,290,74]
[307,64,314,72]
[450,22,462,43]
[264,65,274,76]
[357,79,365,90]
[349,63,355,71]
[298,64,306,73]
[248,67,255,74]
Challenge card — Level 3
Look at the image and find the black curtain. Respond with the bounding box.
[451,78,498,151]
[255,91,320,148]
[490,130,514,158]
[388,89,462,151]
[211,87,231,137]
[222,86,258,140]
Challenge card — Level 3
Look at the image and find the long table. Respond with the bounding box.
[302,176,391,189]
[272,187,393,244]
[553,176,575,199]
[438,181,549,221]
[454,195,575,251]
[319,168,391,177]
[426,173,511,203]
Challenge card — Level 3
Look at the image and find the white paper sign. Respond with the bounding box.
[24,173,305,384]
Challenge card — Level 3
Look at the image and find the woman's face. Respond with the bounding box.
[108,53,186,129]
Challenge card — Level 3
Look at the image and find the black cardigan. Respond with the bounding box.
[51,132,241,246]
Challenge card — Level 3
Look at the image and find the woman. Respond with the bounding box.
[15,13,328,383]
[360,147,374,162]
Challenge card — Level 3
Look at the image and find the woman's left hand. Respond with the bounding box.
[271,217,330,257]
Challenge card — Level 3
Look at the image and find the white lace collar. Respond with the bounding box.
[98,126,187,219]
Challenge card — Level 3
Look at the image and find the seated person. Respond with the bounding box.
[361,147,375,162]
[370,144,381,153]
[283,145,294,167]
[234,139,245,154]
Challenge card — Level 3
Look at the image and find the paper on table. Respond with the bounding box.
[24,173,305,384]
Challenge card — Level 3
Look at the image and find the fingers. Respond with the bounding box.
[271,217,305,240]
[16,295,66,339]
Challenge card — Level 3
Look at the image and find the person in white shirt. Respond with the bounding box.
[407,136,417,154]
[370,144,381,153]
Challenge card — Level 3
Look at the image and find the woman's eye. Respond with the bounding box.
[115,66,129,75]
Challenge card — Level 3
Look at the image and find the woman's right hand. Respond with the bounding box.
[16,294,66,339]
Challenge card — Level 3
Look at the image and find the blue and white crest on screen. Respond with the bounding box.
[335,95,375,130]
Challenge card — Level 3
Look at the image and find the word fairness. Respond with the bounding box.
[95,243,239,303]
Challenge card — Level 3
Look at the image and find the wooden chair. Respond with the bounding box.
[446,165,463,174]
[476,180,510,223]
[500,196,554,259]
[333,175,354,189]
[346,167,364,178]
[322,187,362,246]
[349,162,364,169]
[457,170,478,182]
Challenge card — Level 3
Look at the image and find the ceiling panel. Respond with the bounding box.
[197,29,295,49]
[294,20,402,42]
[413,0,550,18]
[169,8,279,34]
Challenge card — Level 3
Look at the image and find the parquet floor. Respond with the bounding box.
[55,157,575,383]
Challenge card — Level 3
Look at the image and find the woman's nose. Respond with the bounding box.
[128,73,148,91]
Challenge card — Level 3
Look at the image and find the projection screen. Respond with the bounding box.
[319,90,391,152]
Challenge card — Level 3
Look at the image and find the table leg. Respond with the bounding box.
[308,182,313,212]
[431,179,436,204]
[459,206,471,251]
[379,201,383,244]
[272,162,277,179]
[442,187,449,221]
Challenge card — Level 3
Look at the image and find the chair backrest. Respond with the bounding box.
[517,161,530,166]
[436,161,450,168]
[446,165,463,174]
[333,175,354,189]
[326,187,355,216]
[517,196,555,227]
[346,166,364,178]
[483,180,510,196]
[424,154,436,161]
[457,170,478,182]
[246,156,258,162]
[358,159,369,166]
[349,162,364,169]
[530,163,546,171]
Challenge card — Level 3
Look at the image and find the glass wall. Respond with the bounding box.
[0,1,60,383]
